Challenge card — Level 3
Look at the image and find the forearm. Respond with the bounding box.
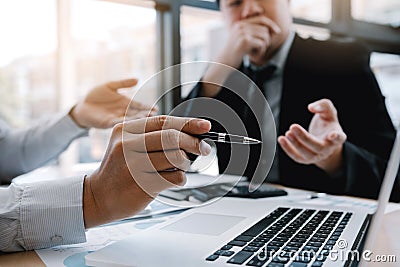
[0,177,86,252]
[201,63,235,97]
[0,113,88,183]
[316,145,344,176]
[83,170,152,229]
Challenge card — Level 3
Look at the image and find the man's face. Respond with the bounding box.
[220,0,292,63]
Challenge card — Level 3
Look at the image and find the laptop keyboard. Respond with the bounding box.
[205,207,352,267]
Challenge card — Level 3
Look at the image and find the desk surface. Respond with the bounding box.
[1,171,400,267]
[1,202,399,267]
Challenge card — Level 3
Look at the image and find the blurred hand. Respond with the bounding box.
[201,16,281,98]
[69,78,157,129]
[278,99,347,175]
[83,116,212,228]
[219,16,281,69]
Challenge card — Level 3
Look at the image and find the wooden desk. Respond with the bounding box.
[0,251,43,267]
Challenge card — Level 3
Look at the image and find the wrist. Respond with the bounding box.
[216,49,243,70]
[316,146,344,175]
[83,172,110,228]
[68,105,88,129]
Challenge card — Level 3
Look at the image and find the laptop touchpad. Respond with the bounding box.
[161,213,246,236]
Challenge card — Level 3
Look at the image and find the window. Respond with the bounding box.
[352,0,400,27]
[293,24,331,41]
[70,0,157,162]
[180,6,224,98]
[290,0,332,24]
[371,53,400,125]
[0,0,57,127]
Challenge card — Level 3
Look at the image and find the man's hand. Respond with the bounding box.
[201,16,280,97]
[219,16,281,69]
[83,116,212,228]
[69,78,157,129]
[278,99,347,175]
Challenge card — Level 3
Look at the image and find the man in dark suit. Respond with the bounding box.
[183,0,399,200]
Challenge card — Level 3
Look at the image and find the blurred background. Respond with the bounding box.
[0,0,399,168]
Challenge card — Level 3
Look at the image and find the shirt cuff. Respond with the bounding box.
[60,112,89,138]
[19,176,86,250]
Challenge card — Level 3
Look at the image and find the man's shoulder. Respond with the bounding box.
[287,34,371,73]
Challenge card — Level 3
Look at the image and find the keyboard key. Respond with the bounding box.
[287,242,303,248]
[235,235,254,242]
[272,256,290,264]
[254,237,269,243]
[246,253,269,266]
[221,245,233,250]
[227,251,254,265]
[243,246,260,252]
[265,245,280,254]
[311,261,324,267]
[302,246,319,252]
[267,263,284,267]
[295,256,312,263]
[249,242,265,247]
[283,246,299,252]
[307,242,323,247]
[326,240,336,245]
[206,254,219,261]
[289,262,308,267]
[269,241,285,247]
[242,214,280,237]
[229,240,247,247]
[220,251,235,257]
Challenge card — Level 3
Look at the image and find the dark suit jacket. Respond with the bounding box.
[182,34,399,201]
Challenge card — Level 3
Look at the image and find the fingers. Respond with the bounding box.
[326,131,347,144]
[233,22,271,55]
[125,110,157,120]
[132,170,187,194]
[308,99,338,121]
[287,124,324,153]
[123,115,211,135]
[124,130,212,156]
[136,150,191,172]
[246,16,281,34]
[278,125,347,165]
[160,170,187,187]
[278,134,317,164]
[106,78,139,92]
[278,136,304,162]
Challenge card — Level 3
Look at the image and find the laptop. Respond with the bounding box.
[86,128,400,267]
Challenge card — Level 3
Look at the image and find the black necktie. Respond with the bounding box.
[242,64,277,120]
[244,64,277,96]
[240,64,277,180]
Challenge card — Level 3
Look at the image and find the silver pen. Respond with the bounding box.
[196,132,262,145]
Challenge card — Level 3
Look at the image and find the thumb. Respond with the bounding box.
[326,131,347,144]
[106,78,139,92]
[308,99,338,121]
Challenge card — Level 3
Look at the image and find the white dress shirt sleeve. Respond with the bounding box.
[0,113,88,183]
[0,176,86,252]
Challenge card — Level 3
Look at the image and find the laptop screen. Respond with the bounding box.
[359,125,400,266]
